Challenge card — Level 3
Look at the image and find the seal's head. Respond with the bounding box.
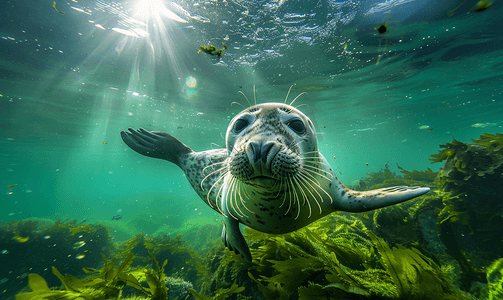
[225,102,318,189]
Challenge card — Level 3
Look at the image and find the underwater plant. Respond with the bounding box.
[15,252,174,300]
[190,283,245,300]
[15,253,136,300]
[487,258,503,300]
[368,232,467,300]
[197,213,467,300]
[430,133,503,290]
[198,43,228,58]
[0,219,113,299]
[114,232,202,284]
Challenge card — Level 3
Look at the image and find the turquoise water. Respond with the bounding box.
[1,0,502,231]
[0,0,502,293]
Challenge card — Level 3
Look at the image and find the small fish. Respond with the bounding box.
[418,125,430,130]
[111,215,122,221]
[0,278,8,284]
[471,123,496,128]
[102,141,107,144]
[7,184,17,188]
[75,254,85,259]
[43,235,51,239]
[73,241,86,249]
[177,126,183,129]
[1,250,8,254]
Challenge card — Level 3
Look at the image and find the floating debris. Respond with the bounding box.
[418,125,430,130]
[472,1,492,11]
[52,1,65,14]
[102,141,107,144]
[12,236,29,243]
[375,12,390,34]
[0,278,8,284]
[185,76,197,88]
[376,24,387,34]
[198,43,228,58]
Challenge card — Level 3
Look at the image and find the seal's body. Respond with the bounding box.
[121,102,430,262]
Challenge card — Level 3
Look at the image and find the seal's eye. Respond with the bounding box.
[233,118,249,133]
[288,120,305,134]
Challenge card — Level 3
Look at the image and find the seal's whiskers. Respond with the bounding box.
[202,161,225,175]
[293,177,303,220]
[231,101,247,109]
[284,177,296,216]
[300,150,323,156]
[297,171,325,214]
[238,184,254,215]
[201,164,227,191]
[294,175,313,218]
[215,175,230,215]
[301,164,334,179]
[227,177,242,219]
[237,91,252,107]
[207,171,229,214]
[299,170,333,204]
[289,92,307,106]
[283,85,294,104]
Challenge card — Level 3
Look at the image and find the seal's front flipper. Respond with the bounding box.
[336,186,430,212]
[120,128,193,167]
[222,216,252,263]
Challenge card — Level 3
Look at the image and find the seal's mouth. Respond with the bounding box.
[247,175,278,187]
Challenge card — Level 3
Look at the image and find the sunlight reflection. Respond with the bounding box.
[134,0,188,24]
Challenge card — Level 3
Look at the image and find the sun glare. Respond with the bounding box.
[134,0,188,23]
[135,0,163,20]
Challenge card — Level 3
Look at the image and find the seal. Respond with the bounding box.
[121,102,430,262]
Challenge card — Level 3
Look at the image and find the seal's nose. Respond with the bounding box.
[249,141,275,163]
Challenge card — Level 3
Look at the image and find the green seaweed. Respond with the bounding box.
[367,231,467,300]
[1,219,114,300]
[15,252,175,300]
[190,283,245,300]
[198,43,228,58]
[487,258,503,300]
[397,165,437,183]
[430,133,503,290]
[199,214,399,299]
[115,232,201,283]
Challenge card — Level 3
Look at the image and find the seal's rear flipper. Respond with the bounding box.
[120,128,193,167]
[335,186,430,212]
